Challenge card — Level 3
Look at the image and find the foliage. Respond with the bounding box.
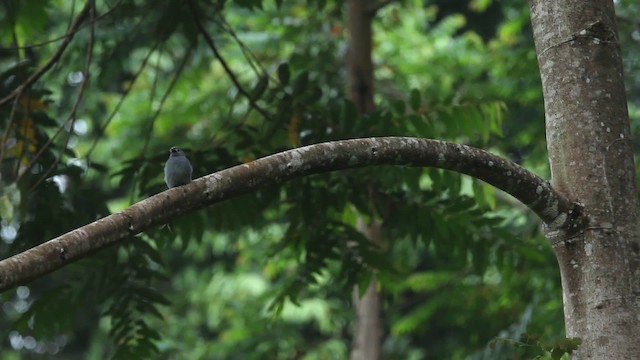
[489,335,582,360]
[3,0,636,359]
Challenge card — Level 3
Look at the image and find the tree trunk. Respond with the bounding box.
[346,1,383,359]
[351,219,383,360]
[347,0,374,115]
[529,0,640,358]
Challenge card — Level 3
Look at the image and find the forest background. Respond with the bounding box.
[1,0,640,359]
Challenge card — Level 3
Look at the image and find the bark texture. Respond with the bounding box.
[529,0,640,358]
[351,219,383,360]
[347,0,374,115]
[0,137,572,292]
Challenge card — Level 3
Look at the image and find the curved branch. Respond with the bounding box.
[0,137,577,292]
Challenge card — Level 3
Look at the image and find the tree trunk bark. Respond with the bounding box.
[351,219,383,360]
[347,1,383,359]
[529,0,640,358]
[347,0,374,115]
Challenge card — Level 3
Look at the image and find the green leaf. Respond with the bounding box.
[357,270,373,297]
[250,75,269,101]
[277,63,290,85]
[292,71,309,95]
[132,238,164,265]
[410,88,421,111]
[0,183,20,222]
[392,99,406,115]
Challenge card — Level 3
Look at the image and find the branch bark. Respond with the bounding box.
[0,137,576,293]
[347,0,374,115]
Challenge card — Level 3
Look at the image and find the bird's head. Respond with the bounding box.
[169,146,184,157]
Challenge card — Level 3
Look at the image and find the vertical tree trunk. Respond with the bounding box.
[351,219,383,360]
[529,0,640,358]
[346,1,383,359]
[347,0,375,115]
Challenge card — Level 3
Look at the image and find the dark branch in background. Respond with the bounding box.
[214,16,265,78]
[0,2,91,108]
[129,46,193,203]
[6,90,25,178]
[140,46,164,155]
[85,43,159,160]
[186,0,272,120]
[0,137,579,292]
[0,3,92,165]
[66,0,77,31]
[0,0,123,51]
[139,46,193,152]
[27,0,97,191]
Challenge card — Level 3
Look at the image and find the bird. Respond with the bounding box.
[164,146,192,188]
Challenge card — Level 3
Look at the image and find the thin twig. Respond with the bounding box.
[3,93,22,179]
[186,0,272,120]
[139,46,165,156]
[214,16,264,77]
[0,1,91,170]
[140,47,193,153]
[10,14,20,63]
[24,1,96,190]
[11,88,32,179]
[0,0,123,52]
[0,2,91,108]
[85,43,158,160]
[66,0,77,30]
[127,45,166,204]
[127,46,193,202]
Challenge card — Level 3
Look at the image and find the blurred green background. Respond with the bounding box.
[2,0,639,359]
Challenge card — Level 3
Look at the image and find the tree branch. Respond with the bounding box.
[186,0,272,120]
[0,2,91,107]
[0,3,92,167]
[25,0,97,191]
[0,137,578,292]
[0,0,123,52]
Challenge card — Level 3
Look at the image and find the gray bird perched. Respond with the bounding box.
[164,146,192,188]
